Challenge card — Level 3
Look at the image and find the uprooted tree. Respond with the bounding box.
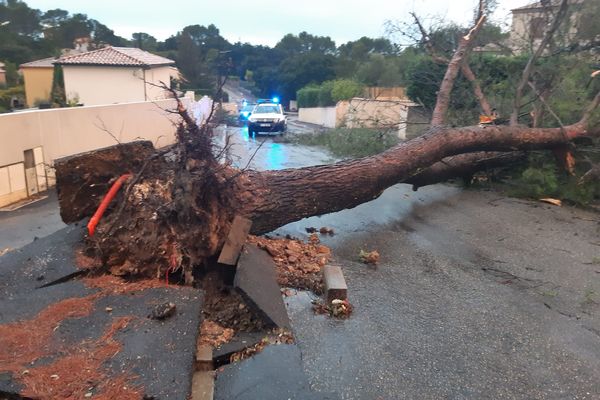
[55,1,600,281]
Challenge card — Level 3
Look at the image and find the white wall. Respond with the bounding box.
[0,98,184,166]
[0,98,187,206]
[298,106,337,128]
[63,65,145,106]
[0,163,27,207]
[144,66,173,100]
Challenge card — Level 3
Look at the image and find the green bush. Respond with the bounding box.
[297,85,321,108]
[297,79,364,108]
[294,128,399,158]
[331,79,364,102]
[318,81,334,107]
[519,166,559,198]
[504,150,600,206]
[0,85,25,112]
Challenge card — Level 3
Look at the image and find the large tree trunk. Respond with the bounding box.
[238,123,591,234]
[55,117,595,279]
[54,5,599,280]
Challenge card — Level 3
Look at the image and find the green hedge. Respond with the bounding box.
[297,79,364,108]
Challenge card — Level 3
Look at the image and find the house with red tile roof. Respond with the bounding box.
[54,46,178,106]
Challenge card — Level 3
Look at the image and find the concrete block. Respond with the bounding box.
[234,244,291,329]
[196,344,214,371]
[191,371,215,400]
[217,216,252,266]
[323,265,347,304]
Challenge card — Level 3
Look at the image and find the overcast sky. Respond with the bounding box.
[24,0,528,46]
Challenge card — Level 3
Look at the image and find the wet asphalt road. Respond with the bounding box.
[1,123,599,399]
[212,124,600,399]
[280,189,600,399]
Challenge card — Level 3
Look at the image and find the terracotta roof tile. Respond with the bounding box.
[55,47,174,67]
[20,57,56,68]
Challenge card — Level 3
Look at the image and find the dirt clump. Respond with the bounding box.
[201,271,269,332]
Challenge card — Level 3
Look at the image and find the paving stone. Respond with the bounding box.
[191,371,215,400]
[323,265,347,303]
[196,345,214,371]
[214,344,339,400]
[234,244,290,329]
[217,216,252,266]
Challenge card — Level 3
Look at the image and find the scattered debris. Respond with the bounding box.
[305,226,335,235]
[198,320,235,348]
[308,233,320,245]
[319,226,335,235]
[248,235,332,293]
[312,299,354,319]
[359,249,380,265]
[0,247,13,257]
[540,198,562,206]
[149,302,177,320]
[229,329,294,363]
[201,271,268,332]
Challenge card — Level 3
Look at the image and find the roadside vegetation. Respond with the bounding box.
[293,128,399,158]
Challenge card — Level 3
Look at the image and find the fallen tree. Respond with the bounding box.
[55,4,600,280]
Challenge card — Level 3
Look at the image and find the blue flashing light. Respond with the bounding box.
[272,96,280,104]
[241,111,250,117]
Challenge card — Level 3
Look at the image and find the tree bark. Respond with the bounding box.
[238,122,593,234]
[461,64,493,116]
[431,15,486,126]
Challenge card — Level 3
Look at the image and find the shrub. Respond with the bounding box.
[318,81,334,107]
[294,128,399,158]
[331,79,364,102]
[297,79,363,108]
[297,85,321,108]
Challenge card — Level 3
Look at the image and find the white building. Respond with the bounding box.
[55,46,178,106]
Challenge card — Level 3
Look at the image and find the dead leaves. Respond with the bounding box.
[359,249,380,265]
[198,320,234,348]
[229,330,294,363]
[312,299,353,319]
[248,235,332,293]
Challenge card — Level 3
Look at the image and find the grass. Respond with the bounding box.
[293,128,400,158]
[582,288,597,305]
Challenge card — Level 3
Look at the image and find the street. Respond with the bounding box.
[2,122,600,399]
